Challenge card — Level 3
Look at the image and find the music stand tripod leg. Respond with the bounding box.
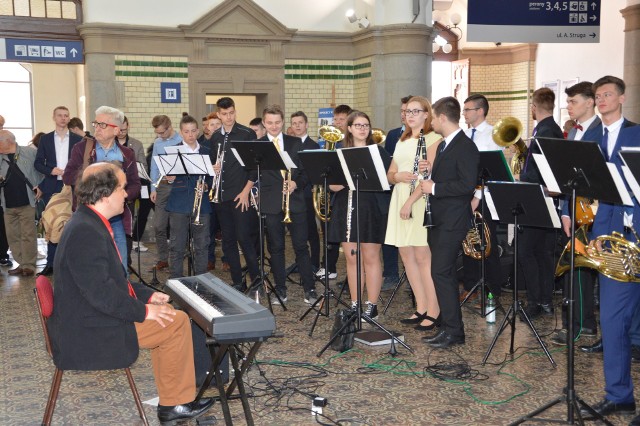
[382,270,407,315]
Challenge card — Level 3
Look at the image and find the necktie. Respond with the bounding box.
[273,137,285,178]
[602,127,609,161]
[573,124,583,131]
[470,128,476,141]
[438,141,446,154]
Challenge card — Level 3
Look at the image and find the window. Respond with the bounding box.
[0,0,77,19]
[0,62,34,145]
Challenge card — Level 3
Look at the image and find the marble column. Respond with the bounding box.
[622,2,640,122]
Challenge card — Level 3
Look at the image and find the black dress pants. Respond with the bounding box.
[217,200,259,285]
[518,226,556,306]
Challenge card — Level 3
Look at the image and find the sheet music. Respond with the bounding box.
[140,185,149,199]
[153,153,214,176]
[280,151,297,170]
[544,197,561,228]
[137,162,150,181]
[336,145,390,191]
[622,166,640,202]
[164,146,181,154]
[483,191,500,221]
[608,162,634,206]
[532,153,561,193]
[231,148,244,167]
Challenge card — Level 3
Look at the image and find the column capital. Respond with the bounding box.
[622,4,640,32]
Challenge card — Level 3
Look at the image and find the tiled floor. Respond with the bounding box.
[0,238,636,425]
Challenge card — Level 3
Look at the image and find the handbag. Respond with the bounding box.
[329,308,356,352]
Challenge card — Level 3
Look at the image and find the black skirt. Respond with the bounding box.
[327,188,387,244]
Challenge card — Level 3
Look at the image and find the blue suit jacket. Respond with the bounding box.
[561,116,603,218]
[384,127,403,156]
[591,124,640,239]
[34,131,82,196]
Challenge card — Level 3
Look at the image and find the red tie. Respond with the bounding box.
[574,124,583,131]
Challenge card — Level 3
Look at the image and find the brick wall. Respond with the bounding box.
[115,55,189,146]
[284,59,372,137]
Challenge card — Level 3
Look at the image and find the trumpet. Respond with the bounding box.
[209,144,224,202]
[250,186,259,216]
[282,170,292,224]
[192,176,205,226]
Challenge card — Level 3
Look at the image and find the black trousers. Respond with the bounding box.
[264,210,315,293]
[216,200,259,285]
[429,226,468,338]
[462,212,503,296]
[304,196,320,269]
[518,226,556,306]
[133,198,154,241]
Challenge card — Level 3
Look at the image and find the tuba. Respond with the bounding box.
[462,211,492,260]
[312,125,344,222]
[371,128,386,145]
[492,116,528,176]
[556,225,640,282]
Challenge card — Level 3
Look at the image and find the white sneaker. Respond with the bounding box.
[315,268,337,280]
[135,242,149,252]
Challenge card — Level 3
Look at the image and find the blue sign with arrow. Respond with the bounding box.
[468,0,600,43]
[3,38,84,63]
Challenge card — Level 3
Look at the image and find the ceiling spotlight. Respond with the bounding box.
[345,9,370,29]
[346,9,357,23]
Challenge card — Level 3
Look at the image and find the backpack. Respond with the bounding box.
[41,185,73,243]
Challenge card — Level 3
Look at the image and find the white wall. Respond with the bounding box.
[82,0,423,32]
[534,0,626,89]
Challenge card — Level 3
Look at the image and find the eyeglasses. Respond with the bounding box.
[405,109,424,117]
[91,121,119,129]
[352,123,370,130]
[462,107,481,113]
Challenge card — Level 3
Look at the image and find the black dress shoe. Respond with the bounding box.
[400,311,427,325]
[520,304,542,322]
[422,330,465,348]
[157,397,215,424]
[415,314,441,331]
[630,413,640,425]
[37,265,54,276]
[579,398,635,417]
[632,345,640,363]
[580,339,603,353]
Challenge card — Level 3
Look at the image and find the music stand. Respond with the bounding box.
[231,140,291,311]
[317,145,412,357]
[297,150,351,335]
[482,181,557,367]
[510,138,626,426]
[460,150,513,317]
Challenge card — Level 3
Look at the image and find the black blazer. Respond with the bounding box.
[258,134,308,215]
[430,130,479,231]
[34,131,83,195]
[520,116,564,184]
[49,205,153,370]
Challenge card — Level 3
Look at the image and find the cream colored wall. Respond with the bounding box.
[31,63,81,133]
[205,95,256,126]
[82,0,425,31]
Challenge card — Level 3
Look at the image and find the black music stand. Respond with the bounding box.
[510,138,624,426]
[297,150,351,335]
[461,150,512,317]
[317,145,412,357]
[232,141,289,311]
[482,182,557,367]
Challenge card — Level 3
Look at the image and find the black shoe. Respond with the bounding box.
[37,265,54,276]
[540,303,554,315]
[381,275,399,291]
[304,289,319,305]
[580,339,603,353]
[579,398,635,418]
[362,301,378,321]
[271,289,287,305]
[520,304,542,322]
[415,314,441,331]
[157,397,215,424]
[632,345,640,363]
[631,413,640,425]
[422,330,465,348]
[400,311,428,325]
[550,329,570,346]
[501,280,514,293]
[0,257,12,267]
[580,327,598,337]
[232,282,247,292]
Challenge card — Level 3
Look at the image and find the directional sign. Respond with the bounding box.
[0,38,84,63]
[468,1,601,43]
[160,82,181,103]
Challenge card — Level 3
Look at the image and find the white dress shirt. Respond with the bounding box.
[54,130,70,181]
[464,120,502,152]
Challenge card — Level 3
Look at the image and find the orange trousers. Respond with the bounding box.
[135,308,195,406]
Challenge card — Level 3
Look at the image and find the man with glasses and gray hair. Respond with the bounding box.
[63,106,141,268]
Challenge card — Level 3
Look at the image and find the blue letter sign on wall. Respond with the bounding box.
[467,0,601,43]
[160,82,181,104]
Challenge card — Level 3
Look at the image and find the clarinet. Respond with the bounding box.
[407,129,424,219]
[421,134,434,228]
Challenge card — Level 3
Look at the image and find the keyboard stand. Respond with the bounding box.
[195,340,263,426]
